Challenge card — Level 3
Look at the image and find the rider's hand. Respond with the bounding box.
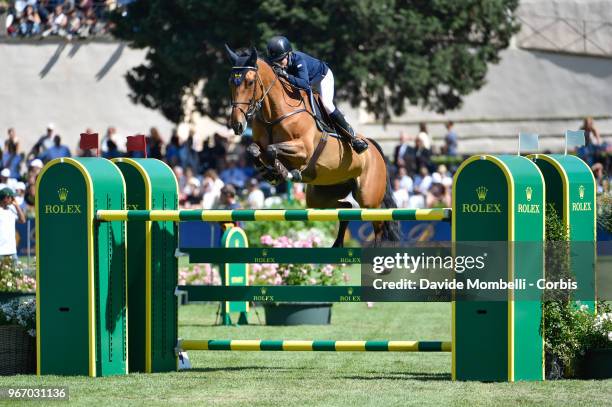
[273,65,288,78]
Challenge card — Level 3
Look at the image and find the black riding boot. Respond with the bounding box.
[330,109,368,153]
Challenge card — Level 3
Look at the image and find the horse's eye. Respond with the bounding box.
[246,80,254,87]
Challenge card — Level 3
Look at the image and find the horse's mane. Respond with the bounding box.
[255,57,305,100]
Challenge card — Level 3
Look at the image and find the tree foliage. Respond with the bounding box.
[111,0,520,124]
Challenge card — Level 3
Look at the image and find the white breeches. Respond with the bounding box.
[312,69,336,114]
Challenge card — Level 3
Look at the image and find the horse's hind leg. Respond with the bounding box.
[306,183,354,248]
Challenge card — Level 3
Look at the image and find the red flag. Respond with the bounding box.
[80,133,99,156]
[126,134,147,158]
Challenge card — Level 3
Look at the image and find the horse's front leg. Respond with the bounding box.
[267,140,309,182]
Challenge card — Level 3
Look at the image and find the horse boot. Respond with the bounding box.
[329,109,368,154]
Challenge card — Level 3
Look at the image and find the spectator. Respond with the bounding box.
[41,135,71,162]
[0,188,26,263]
[102,139,121,159]
[391,177,409,208]
[101,126,124,155]
[173,166,186,192]
[210,132,228,170]
[436,164,453,188]
[216,184,239,210]
[5,128,20,154]
[417,122,431,150]
[413,136,432,173]
[41,4,68,38]
[20,4,41,36]
[414,165,433,195]
[147,127,164,160]
[220,157,248,190]
[14,182,27,209]
[579,117,604,166]
[444,121,458,156]
[0,169,13,190]
[582,116,602,146]
[182,167,202,207]
[397,166,414,193]
[246,178,265,209]
[66,8,82,39]
[27,159,44,181]
[78,6,98,38]
[29,123,56,160]
[426,182,451,208]
[592,163,606,194]
[201,177,221,209]
[393,131,414,170]
[165,132,181,167]
[179,132,199,171]
[238,156,255,179]
[2,140,22,179]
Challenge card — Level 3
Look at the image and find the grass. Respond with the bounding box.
[1,302,611,406]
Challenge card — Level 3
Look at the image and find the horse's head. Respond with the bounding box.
[225,44,260,135]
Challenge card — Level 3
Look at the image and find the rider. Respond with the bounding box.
[266,35,368,154]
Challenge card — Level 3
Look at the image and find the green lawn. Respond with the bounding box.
[1,302,610,406]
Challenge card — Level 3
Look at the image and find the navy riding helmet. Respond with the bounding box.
[267,36,292,62]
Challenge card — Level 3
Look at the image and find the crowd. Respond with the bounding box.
[2,0,131,39]
[0,117,610,222]
[388,121,458,209]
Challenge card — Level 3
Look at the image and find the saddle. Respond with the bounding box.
[309,93,340,138]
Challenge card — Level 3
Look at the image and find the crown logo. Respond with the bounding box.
[347,287,353,296]
[579,185,585,200]
[262,249,268,257]
[58,187,68,202]
[476,186,488,201]
[525,186,533,202]
[261,287,267,295]
[348,249,354,257]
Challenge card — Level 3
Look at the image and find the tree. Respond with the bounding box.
[111,0,520,124]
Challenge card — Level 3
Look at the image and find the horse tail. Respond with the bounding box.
[367,138,402,242]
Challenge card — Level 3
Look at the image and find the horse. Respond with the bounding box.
[225,45,400,246]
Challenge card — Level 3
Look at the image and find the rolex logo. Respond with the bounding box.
[525,187,533,202]
[262,249,268,257]
[58,187,69,202]
[579,185,585,200]
[348,287,353,296]
[476,186,488,201]
[348,249,354,257]
[261,287,267,295]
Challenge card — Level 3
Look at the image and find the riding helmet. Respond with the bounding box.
[267,36,292,62]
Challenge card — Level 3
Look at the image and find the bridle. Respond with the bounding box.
[229,65,277,123]
[229,62,309,144]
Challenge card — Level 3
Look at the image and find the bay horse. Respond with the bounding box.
[225,45,400,246]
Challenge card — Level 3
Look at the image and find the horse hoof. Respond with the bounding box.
[289,170,302,182]
[266,145,278,160]
[247,143,262,158]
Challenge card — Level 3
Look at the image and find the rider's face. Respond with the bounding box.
[279,56,289,68]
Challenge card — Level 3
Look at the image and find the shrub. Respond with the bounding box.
[0,298,36,337]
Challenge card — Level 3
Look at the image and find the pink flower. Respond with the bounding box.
[261,235,274,245]
[309,278,317,285]
[342,273,350,283]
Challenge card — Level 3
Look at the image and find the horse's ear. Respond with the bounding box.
[246,46,258,67]
[224,43,239,65]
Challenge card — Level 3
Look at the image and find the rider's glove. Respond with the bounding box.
[273,65,288,79]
